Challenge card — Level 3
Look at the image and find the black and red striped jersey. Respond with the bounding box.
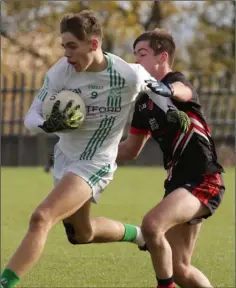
[130,71,224,182]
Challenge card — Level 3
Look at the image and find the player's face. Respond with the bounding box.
[134,40,163,76]
[61,32,97,72]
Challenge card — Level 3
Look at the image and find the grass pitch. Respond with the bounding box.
[1,167,234,287]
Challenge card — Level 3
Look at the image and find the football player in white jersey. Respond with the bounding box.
[1,10,190,288]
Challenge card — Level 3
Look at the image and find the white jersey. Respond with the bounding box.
[24,52,173,163]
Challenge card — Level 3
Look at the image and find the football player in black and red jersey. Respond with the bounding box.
[117,28,225,288]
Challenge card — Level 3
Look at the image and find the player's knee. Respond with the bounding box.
[63,222,77,245]
[141,215,163,242]
[63,222,93,245]
[29,208,52,232]
[75,231,94,244]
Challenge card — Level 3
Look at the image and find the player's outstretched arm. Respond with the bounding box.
[116,133,150,163]
[146,79,192,102]
[169,81,192,102]
[130,64,174,113]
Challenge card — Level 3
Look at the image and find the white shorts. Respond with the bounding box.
[53,144,117,203]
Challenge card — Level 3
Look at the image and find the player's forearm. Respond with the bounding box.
[171,82,192,102]
[24,99,45,134]
[24,112,45,134]
[116,141,137,163]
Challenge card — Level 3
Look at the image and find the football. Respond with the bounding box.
[42,90,86,129]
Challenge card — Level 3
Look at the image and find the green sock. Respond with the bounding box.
[1,269,20,288]
[120,224,137,242]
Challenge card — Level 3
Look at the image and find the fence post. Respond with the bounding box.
[18,73,25,135]
[1,75,8,135]
[17,74,25,166]
[10,73,17,135]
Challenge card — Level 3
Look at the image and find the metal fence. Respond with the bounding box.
[188,73,235,139]
[1,73,44,135]
[1,72,235,166]
[1,72,235,137]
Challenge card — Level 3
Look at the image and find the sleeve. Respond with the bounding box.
[24,98,45,134]
[167,72,190,86]
[24,62,65,134]
[167,72,198,103]
[129,64,175,113]
[130,95,151,136]
[167,72,195,90]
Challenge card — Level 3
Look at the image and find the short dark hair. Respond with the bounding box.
[60,10,103,41]
[133,28,176,66]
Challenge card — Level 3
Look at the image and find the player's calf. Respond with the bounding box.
[0,208,55,288]
[63,220,145,247]
[173,263,213,288]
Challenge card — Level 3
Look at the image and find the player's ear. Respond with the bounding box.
[159,51,168,64]
[91,38,99,51]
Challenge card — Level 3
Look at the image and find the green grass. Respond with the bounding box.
[1,167,235,287]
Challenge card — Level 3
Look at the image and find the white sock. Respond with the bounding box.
[133,226,145,247]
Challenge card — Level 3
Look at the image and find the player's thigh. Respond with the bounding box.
[36,172,92,225]
[53,144,116,204]
[142,187,209,233]
[166,222,201,267]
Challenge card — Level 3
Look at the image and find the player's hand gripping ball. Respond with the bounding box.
[40,90,86,133]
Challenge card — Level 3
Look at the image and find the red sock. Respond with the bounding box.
[157,283,175,288]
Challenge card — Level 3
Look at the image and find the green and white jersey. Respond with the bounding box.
[24,52,173,163]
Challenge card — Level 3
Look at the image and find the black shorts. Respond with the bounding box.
[164,173,225,224]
